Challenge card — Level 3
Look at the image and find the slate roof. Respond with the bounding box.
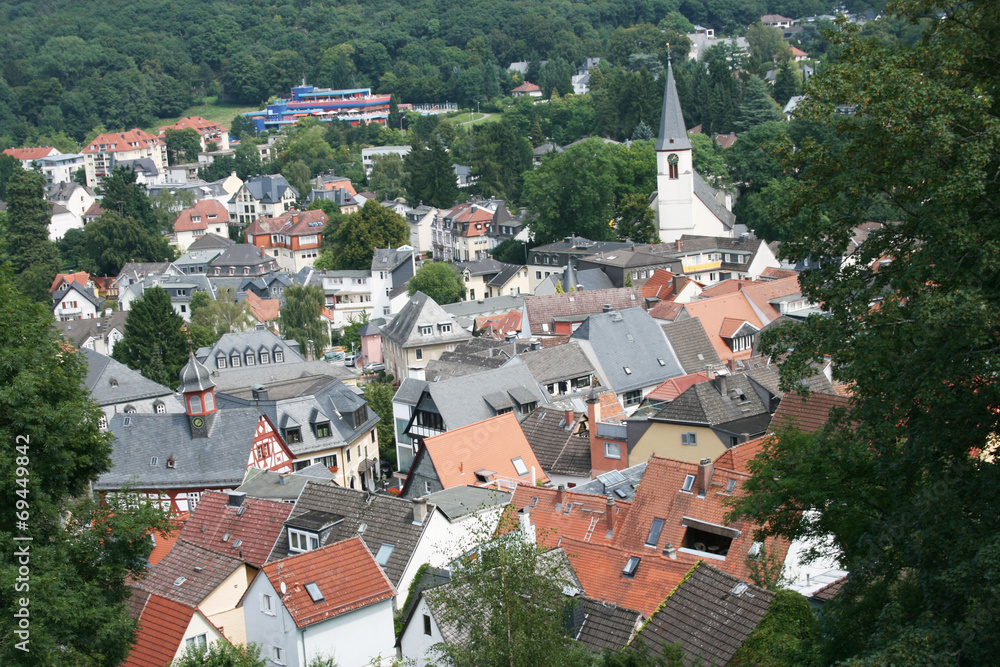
[236,175,297,204]
[52,282,103,311]
[656,60,692,151]
[571,308,685,394]
[206,359,356,393]
[576,597,643,653]
[380,291,471,348]
[236,465,337,501]
[179,491,292,568]
[196,329,304,366]
[81,348,175,406]
[692,172,737,229]
[518,406,592,477]
[262,536,395,628]
[513,485,629,548]
[769,391,851,433]
[514,340,595,385]
[660,318,723,374]
[269,481,431,588]
[211,244,273,268]
[95,408,263,491]
[122,594,201,667]
[653,374,770,431]
[135,540,244,608]
[188,233,236,250]
[537,267,615,295]
[524,288,644,335]
[573,463,647,501]
[637,563,774,666]
[54,311,128,348]
[423,485,512,521]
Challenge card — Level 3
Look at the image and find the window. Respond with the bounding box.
[518,401,536,416]
[288,528,320,553]
[645,518,665,547]
[725,479,737,493]
[605,442,621,459]
[424,481,432,494]
[423,614,432,636]
[535,271,542,279]
[439,323,452,333]
[261,593,274,615]
[271,645,284,664]
[415,348,423,361]
[98,415,108,431]
[623,556,640,577]
[512,457,529,476]
[346,448,351,463]
[231,354,241,367]
[204,393,214,412]
[420,325,432,335]
[681,474,696,492]
[317,454,338,469]
[315,422,331,438]
[185,634,207,652]
[681,433,697,446]
[623,366,632,375]
[260,352,269,364]
[375,543,395,565]
[623,390,642,407]
[155,402,166,414]
[286,427,302,443]
[189,395,202,413]
[275,350,283,362]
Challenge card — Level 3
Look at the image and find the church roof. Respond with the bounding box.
[179,353,214,393]
[656,60,691,152]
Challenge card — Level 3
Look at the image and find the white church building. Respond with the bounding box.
[650,60,738,242]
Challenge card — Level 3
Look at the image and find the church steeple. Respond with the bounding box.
[179,352,217,438]
[654,56,696,242]
[656,59,691,152]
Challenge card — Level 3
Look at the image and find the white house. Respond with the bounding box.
[52,282,103,322]
[361,145,412,174]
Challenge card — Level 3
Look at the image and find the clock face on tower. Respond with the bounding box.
[667,153,679,165]
[192,416,204,428]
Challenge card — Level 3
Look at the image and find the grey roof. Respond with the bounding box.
[660,318,723,374]
[637,564,774,666]
[573,462,647,501]
[571,308,685,394]
[693,172,737,230]
[116,262,175,283]
[236,175,297,204]
[81,348,175,406]
[136,540,244,608]
[519,406,591,477]
[195,330,304,366]
[441,294,524,330]
[379,291,471,348]
[54,310,128,348]
[269,481,432,587]
[211,244,273,268]
[654,374,770,429]
[357,322,381,337]
[535,268,615,296]
[394,377,430,406]
[371,247,414,273]
[47,181,94,202]
[219,377,376,458]
[423,339,527,382]
[174,249,225,268]
[514,341,595,385]
[95,407,263,491]
[188,233,236,251]
[115,157,159,176]
[236,465,337,501]
[576,597,642,652]
[52,283,103,311]
[207,361,359,394]
[656,60,692,151]
[423,485,512,521]
[179,354,215,393]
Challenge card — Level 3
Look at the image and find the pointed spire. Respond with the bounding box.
[656,59,691,151]
[178,351,215,394]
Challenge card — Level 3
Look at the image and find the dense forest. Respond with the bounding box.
[0,0,888,147]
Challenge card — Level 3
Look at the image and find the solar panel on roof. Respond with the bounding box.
[597,470,626,487]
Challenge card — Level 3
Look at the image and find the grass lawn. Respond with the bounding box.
[449,111,500,125]
[145,97,259,133]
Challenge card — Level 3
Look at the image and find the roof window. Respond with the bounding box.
[375,543,395,566]
[305,582,324,602]
[512,457,529,476]
[622,556,640,577]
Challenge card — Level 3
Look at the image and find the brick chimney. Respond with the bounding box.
[605,497,617,535]
[697,458,713,497]
[564,409,575,429]
[587,387,603,472]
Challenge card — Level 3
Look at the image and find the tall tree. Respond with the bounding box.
[469,121,533,203]
[99,166,159,232]
[82,210,172,277]
[3,169,60,302]
[368,153,409,201]
[0,267,170,665]
[733,76,784,133]
[163,128,203,166]
[112,286,188,388]
[729,2,1000,664]
[187,287,255,349]
[320,199,407,270]
[278,284,327,358]
[615,192,657,243]
[405,137,459,208]
[363,379,396,469]
[407,262,466,305]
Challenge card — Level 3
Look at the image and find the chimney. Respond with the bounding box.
[663,543,677,559]
[675,239,682,251]
[251,384,268,401]
[697,458,713,497]
[603,304,613,313]
[228,491,246,508]
[564,409,575,429]
[530,339,541,351]
[277,473,289,486]
[413,497,428,524]
[557,485,566,504]
[605,497,617,534]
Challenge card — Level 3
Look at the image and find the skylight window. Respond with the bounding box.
[512,457,529,476]
[725,479,737,493]
[623,366,632,375]
[657,357,665,366]
[645,518,665,547]
[305,582,324,602]
[173,577,186,586]
[622,557,640,577]
[375,543,395,565]
[681,474,696,492]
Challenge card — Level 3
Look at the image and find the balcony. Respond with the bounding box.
[682,260,722,273]
[407,423,445,439]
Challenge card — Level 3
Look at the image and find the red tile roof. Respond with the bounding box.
[512,81,542,93]
[83,129,164,154]
[261,536,395,627]
[769,391,851,433]
[760,267,798,280]
[669,293,765,360]
[790,46,808,58]
[122,594,199,667]
[640,269,677,301]
[811,575,848,601]
[178,491,292,568]
[416,412,550,491]
[714,133,738,149]
[512,485,630,548]
[646,372,712,403]
[245,209,327,238]
[713,436,769,475]
[474,309,522,338]
[173,200,230,233]
[245,291,280,324]
[159,116,227,135]
[562,538,692,616]
[49,271,91,293]
[598,391,627,422]
[524,288,645,335]
[136,540,244,608]
[3,146,58,161]
[149,512,189,566]
[739,276,802,321]
[718,317,750,338]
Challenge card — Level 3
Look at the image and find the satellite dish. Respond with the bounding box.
[280,582,287,594]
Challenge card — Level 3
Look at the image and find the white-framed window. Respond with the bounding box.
[260,593,275,615]
[681,474,696,492]
[185,634,208,652]
[260,352,269,364]
[439,323,452,333]
[415,348,423,361]
[420,325,432,335]
[605,442,621,459]
[98,414,108,431]
[271,645,285,665]
[155,402,166,414]
[275,350,283,363]
[288,528,320,553]
[681,432,697,446]
[246,352,255,366]
[623,390,642,406]
[424,481,432,494]
[512,457,529,476]
[231,354,241,367]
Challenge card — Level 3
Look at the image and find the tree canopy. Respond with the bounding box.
[112,286,189,388]
[2,169,60,302]
[319,199,408,270]
[278,284,327,357]
[407,262,466,305]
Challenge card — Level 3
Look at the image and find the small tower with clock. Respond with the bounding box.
[179,352,217,438]
[654,57,696,242]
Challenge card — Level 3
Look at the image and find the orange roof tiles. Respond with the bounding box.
[122,594,198,667]
[84,129,163,154]
[790,46,808,58]
[718,317,751,338]
[178,492,292,568]
[173,199,230,233]
[512,485,630,548]
[646,372,712,403]
[149,512,189,566]
[699,278,752,297]
[159,116,226,135]
[261,536,395,627]
[246,291,280,323]
[674,293,765,360]
[769,391,851,433]
[3,146,58,161]
[599,392,627,422]
[417,412,549,491]
[474,309,522,339]
[713,436,769,475]
[49,271,91,293]
[739,276,802,321]
[512,81,542,93]
[562,538,692,616]
[640,269,677,301]
[245,209,327,238]
[760,267,798,280]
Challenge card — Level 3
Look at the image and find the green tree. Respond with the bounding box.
[281,160,312,203]
[734,76,784,133]
[363,379,397,469]
[728,2,1000,663]
[615,192,657,243]
[745,22,788,64]
[164,128,203,166]
[0,267,170,665]
[729,590,819,667]
[491,239,528,265]
[0,152,21,200]
[171,641,266,666]
[278,284,327,357]
[82,210,172,277]
[772,60,802,108]
[99,166,159,232]
[187,287,255,349]
[407,262,465,305]
[322,200,407,270]
[3,169,60,302]
[690,133,731,190]
[57,226,88,268]
[368,153,409,201]
[469,121,533,203]
[230,114,257,143]
[405,138,459,208]
[113,286,188,388]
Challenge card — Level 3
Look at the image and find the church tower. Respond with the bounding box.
[179,352,217,438]
[655,58,696,242]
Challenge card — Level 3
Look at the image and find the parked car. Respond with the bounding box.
[344,354,359,367]
[363,362,385,375]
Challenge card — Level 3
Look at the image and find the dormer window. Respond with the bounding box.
[439,323,452,333]
[420,325,432,335]
[315,422,331,438]
[217,356,227,369]
[275,350,284,363]
[285,427,302,443]
[260,351,269,364]
[288,528,319,553]
[623,556,640,577]
[231,354,241,367]
[245,352,255,366]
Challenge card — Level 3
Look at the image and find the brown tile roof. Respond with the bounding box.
[245,209,327,238]
[636,563,774,665]
[159,115,226,135]
[640,269,677,300]
[122,594,199,667]
[524,288,645,335]
[713,436,769,475]
[598,391,627,422]
[135,540,244,608]
[811,574,848,601]
[769,391,851,433]
[512,81,542,93]
[563,538,692,616]
[261,536,395,627]
[576,597,643,652]
[512,485,630,548]
[84,129,163,154]
[178,492,292,568]
[245,291,280,324]
[519,407,591,477]
[417,412,549,491]
[173,199,230,232]
[3,146,58,161]
[646,372,712,403]
[474,308,522,338]
[49,271,91,293]
[760,267,798,280]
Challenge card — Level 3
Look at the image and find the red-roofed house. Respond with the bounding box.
[50,272,95,295]
[512,484,630,548]
[401,412,549,498]
[474,308,523,339]
[512,81,543,97]
[646,371,712,403]
[523,287,645,336]
[173,200,231,252]
[713,435,769,475]
[244,209,327,272]
[242,536,396,667]
[769,391,851,433]
[789,46,809,62]
[178,491,293,569]
[82,129,167,188]
[123,592,227,667]
[3,146,60,165]
[244,291,280,328]
[148,513,189,566]
[160,116,230,152]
